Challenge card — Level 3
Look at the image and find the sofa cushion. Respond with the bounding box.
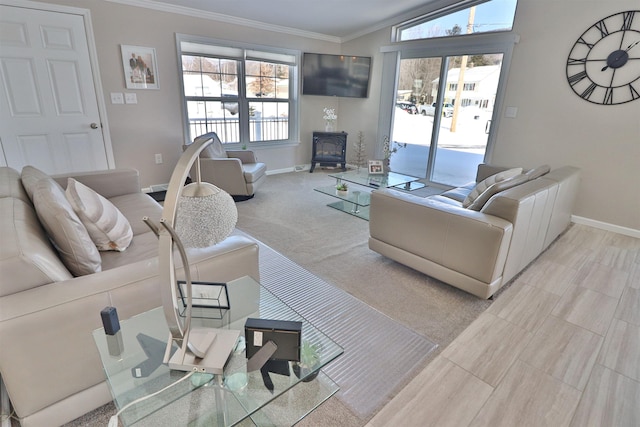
[21,165,50,202]
[463,167,522,208]
[242,162,267,183]
[108,192,162,235]
[440,182,475,202]
[65,178,133,252]
[0,197,73,296]
[428,194,464,207]
[32,177,102,276]
[466,174,529,211]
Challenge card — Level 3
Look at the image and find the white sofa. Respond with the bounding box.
[369,164,581,298]
[0,166,260,426]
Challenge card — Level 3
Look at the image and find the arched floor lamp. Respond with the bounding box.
[144,135,239,374]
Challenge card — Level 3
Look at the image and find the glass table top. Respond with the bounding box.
[313,185,371,220]
[92,276,343,426]
[329,170,423,189]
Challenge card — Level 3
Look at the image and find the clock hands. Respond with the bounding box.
[601,40,639,71]
[625,40,640,52]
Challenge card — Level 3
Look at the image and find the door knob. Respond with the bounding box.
[484,120,491,134]
[90,123,99,129]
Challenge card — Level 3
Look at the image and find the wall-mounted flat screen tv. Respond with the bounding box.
[302,53,371,98]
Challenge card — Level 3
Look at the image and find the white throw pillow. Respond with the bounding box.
[66,178,133,252]
[462,167,523,208]
[32,177,102,276]
[466,173,529,211]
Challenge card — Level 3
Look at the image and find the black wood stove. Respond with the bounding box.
[310,131,347,172]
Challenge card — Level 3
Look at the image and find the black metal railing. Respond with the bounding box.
[189,116,288,144]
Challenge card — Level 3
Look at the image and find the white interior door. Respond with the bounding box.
[0,4,110,174]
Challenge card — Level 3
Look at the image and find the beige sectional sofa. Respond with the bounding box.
[0,166,260,426]
[369,164,580,299]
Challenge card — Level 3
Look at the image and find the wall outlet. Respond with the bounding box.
[505,106,518,118]
[155,153,163,164]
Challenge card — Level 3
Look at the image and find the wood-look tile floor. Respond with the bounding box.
[367,224,640,427]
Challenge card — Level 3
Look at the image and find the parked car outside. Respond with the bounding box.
[396,101,418,115]
[419,102,454,118]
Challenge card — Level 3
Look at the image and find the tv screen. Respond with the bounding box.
[302,53,371,98]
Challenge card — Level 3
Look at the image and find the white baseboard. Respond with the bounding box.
[572,215,640,239]
[139,177,639,241]
[266,166,298,175]
[142,183,169,193]
[267,163,363,176]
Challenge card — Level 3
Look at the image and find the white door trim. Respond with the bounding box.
[1,0,115,169]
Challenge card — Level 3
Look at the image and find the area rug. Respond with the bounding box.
[249,233,438,419]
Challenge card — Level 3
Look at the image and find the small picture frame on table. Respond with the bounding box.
[177,280,230,319]
[368,160,384,175]
[121,45,159,89]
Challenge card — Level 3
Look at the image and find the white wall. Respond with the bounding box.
[494,0,640,231]
[30,0,640,232]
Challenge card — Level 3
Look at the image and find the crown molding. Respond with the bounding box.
[103,0,342,43]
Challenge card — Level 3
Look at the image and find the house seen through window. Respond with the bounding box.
[388,0,518,186]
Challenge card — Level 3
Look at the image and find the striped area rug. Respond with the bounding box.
[254,237,437,419]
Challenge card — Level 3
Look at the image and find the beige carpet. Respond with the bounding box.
[65,169,492,427]
[236,169,491,349]
[235,169,492,426]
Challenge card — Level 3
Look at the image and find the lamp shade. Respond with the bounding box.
[174,181,237,248]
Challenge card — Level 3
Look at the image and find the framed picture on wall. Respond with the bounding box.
[368,160,384,175]
[121,45,159,89]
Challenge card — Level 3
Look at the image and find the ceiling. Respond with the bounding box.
[109,0,461,41]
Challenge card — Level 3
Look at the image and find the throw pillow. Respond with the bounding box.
[524,164,551,181]
[462,167,523,208]
[466,173,529,211]
[32,177,102,276]
[21,165,50,202]
[65,178,133,252]
[197,134,227,159]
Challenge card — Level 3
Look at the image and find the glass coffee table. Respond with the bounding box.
[92,276,343,426]
[314,170,424,220]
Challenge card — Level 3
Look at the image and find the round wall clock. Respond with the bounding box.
[566,10,640,105]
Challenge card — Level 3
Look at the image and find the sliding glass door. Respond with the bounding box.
[391,53,504,187]
[382,0,518,187]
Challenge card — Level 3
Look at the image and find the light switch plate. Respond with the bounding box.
[124,93,137,104]
[110,92,124,104]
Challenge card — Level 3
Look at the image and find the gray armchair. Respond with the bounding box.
[190,132,266,200]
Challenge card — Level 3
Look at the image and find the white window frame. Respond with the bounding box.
[176,33,300,148]
[392,0,516,43]
[377,31,519,162]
